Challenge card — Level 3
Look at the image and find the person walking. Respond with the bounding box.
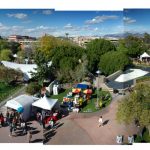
[27,131,32,143]
[9,123,13,137]
[98,116,103,127]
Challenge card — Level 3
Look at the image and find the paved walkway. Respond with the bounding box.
[46,94,138,145]
[0,121,43,143]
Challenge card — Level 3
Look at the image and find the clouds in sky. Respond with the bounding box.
[123,17,136,24]
[7,13,28,19]
[85,15,118,24]
[42,10,53,15]
[0,11,124,37]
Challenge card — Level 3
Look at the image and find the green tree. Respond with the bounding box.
[32,50,54,84]
[0,49,13,61]
[17,50,26,63]
[52,45,85,82]
[99,51,131,75]
[8,42,21,54]
[0,39,9,50]
[0,66,23,84]
[116,83,150,134]
[86,39,116,72]
[36,35,62,59]
[122,35,146,57]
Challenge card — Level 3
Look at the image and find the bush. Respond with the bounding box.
[26,82,41,95]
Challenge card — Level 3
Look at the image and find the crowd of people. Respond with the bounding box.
[0,109,32,140]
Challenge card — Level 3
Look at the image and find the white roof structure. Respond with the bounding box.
[32,96,58,110]
[115,69,149,82]
[5,94,38,121]
[13,54,18,58]
[5,94,37,110]
[1,61,37,81]
[140,52,150,60]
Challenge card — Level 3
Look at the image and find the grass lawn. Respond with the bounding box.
[81,90,112,113]
[50,89,71,102]
[49,88,112,113]
[0,82,22,102]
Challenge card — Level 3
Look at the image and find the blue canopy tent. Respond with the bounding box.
[76,84,89,89]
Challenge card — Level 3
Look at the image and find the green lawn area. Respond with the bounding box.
[0,82,22,102]
[49,88,112,113]
[81,90,112,113]
[50,89,71,102]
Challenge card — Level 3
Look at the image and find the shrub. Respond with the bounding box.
[26,82,41,95]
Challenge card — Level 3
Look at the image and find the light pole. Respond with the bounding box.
[96,70,101,108]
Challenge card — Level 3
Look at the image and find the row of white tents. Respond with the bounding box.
[5,94,58,121]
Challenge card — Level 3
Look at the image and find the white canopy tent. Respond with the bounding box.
[1,61,37,81]
[5,94,38,121]
[140,52,150,61]
[115,69,149,82]
[32,96,58,110]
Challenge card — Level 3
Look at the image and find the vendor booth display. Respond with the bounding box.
[5,94,37,121]
[32,96,58,124]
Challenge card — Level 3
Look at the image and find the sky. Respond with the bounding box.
[124,9,150,34]
[0,9,123,37]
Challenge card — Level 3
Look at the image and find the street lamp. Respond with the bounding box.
[96,70,101,108]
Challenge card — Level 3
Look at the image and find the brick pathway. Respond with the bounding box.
[46,94,138,145]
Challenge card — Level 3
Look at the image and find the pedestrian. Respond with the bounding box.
[98,116,103,127]
[21,121,26,135]
[49,118,54,129]
[9,123,13,137]
[27,131,32,143]
[6,111,10,125]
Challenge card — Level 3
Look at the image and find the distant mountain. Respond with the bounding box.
[124,32,145,38]
[103,33,124,38]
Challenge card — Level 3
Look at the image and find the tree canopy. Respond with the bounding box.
[51,45,86,82]
[0,65,23,84]
[116,83,150,132]
[0,49,13,61]
[86,39,116,72]
[99,51,131,75]
[119,35,147,57]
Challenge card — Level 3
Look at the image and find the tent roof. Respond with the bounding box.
[5,94,36,110]
[32,96,58,110]
[115,69,149,82]
[76,84,89,89]
[140,52,150,58]
[1,61,37,81]
[80,81,91,86]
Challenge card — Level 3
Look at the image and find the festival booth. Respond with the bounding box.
[140,52,150,62]
[5,94,37,121]
[32,96,58,123]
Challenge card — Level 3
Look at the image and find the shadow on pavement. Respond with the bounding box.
[43,130,57,144]
[103,120,109,126]
[31,139,43,143]
[55,122,64,129]
[31,130,40,135]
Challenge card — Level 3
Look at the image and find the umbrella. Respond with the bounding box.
[83,89,92,94]
[72,88,81,94]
